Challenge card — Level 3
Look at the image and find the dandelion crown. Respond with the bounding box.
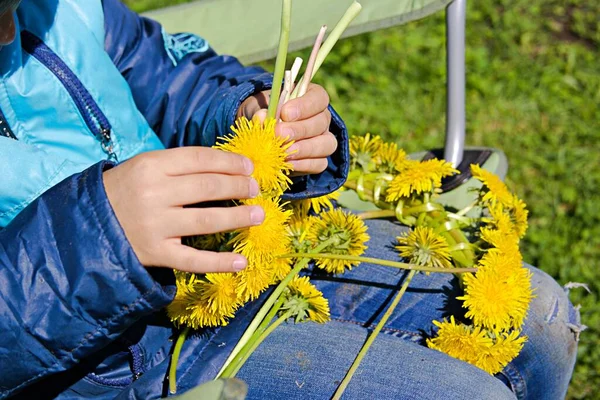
[166,1,533,396]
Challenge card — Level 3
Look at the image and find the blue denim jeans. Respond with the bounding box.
[237,219,580,400]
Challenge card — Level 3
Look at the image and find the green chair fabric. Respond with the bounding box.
[144,0,452,64]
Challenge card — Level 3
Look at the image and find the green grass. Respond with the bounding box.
[129,1,599,397]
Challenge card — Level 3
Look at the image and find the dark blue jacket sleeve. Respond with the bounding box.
[101,0,349,199]
[102,0,267,149]
[0,162,174,397]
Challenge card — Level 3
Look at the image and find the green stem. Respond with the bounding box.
[279,253,476,274]
[416,211,427,227]
[446,212,474,226]
[333,270,417,399]
[343,180,377,204]
[220,291,287,378]
[216,236,339,378]
[448,229,475,266]
[267,0,292,119]
[256,293,287,337]
[356,209,396,220]
[403,202,444,215]
[222,310,294,378]
[428,209,475,267]
[291,1,362,99]
[168,326,190,394]
[439,230,470,267]
[455,200,478,216]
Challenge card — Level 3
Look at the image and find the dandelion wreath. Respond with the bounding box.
[164,0,533,396]
[345,133,533,377]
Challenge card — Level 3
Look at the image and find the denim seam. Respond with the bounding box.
[331,317,422,339]
[501,363,527,400]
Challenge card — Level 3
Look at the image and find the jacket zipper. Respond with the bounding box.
[0,108,16,140]
[20,30,117,161]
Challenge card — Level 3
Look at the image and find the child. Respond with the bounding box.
[0,1,578,399]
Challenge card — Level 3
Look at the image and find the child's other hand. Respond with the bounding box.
[103,148,264,274]
[238,83,337,175]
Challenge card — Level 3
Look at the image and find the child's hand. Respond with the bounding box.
[103,148,264,274]
[238,83,338,175]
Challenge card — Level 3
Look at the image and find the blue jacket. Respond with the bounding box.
[0,0,348,398]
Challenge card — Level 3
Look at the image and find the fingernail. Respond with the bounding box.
[232,256,247,272]
[284,107,300,121]
[249,178,259,198]
[287,144,299,159]
[243,157,254,175]
[250,206,265,225]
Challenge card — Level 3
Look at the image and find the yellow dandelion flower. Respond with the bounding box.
[386,159,458,201]
[186,232,227,251]
[478,247,523,277]
[458,259,534,331]
[396,227,453,269]
[427,316,493,363]
[167,272,199,326]
[374,142,408,173]
[475,330,527,375]
[286,276,330,323]
[271,256,293,283]
[293,190,341,216]
[349,133,383,171]
[307,209,369,274]
[509,195,529,238]
[195,273,240,315]
[173,270,198,289]
[215,117,293,196]
[186,301,232,328]
[484,203,517,236]
[471,164,513,207]
[479,226,523,269]
[168,272,242,329]
[167,285,194,327]
[479,227,520,252]
[231,196,292,259]
[236,253,275,301]
[428,317,527,375]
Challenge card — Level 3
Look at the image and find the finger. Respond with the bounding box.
[167,174,259,205]
[275,109,331,141]
[166,205,265,237]
[152,147,254,177]
[286,131,337,161]
[290,158,329,175]
[238,91,270,119]
[281,84,330,122]
[238,92,270,119]
[165,244,248,273]
[253,109,267,124]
